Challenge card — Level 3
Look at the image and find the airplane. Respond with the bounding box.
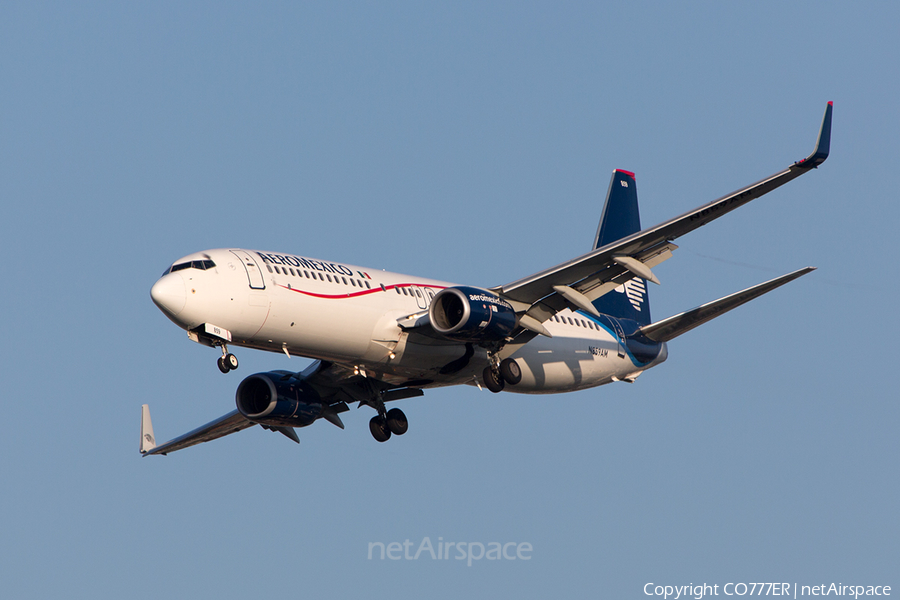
[140,102,832,456]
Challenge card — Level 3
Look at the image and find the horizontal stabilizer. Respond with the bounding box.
[638,267,815,342]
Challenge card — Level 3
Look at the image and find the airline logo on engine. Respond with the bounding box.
[468,293,513,311]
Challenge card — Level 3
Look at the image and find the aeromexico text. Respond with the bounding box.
[256,252,355,277]
[468,293,513,310]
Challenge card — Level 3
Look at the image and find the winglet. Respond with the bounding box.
[796,101,832,169]
[140,404,157,454]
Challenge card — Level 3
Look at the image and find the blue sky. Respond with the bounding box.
[1,3,897,598]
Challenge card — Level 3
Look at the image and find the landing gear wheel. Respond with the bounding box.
[483,366,505,393]
[217,356,230,374]
[369,415,392,442]
[386,408,408,435]
[499,358,522,385]
[225,353,239,370]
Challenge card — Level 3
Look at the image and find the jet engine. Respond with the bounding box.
[428,286,517,343]
[235,372,323,428]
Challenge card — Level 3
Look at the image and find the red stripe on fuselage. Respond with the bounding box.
[279,282,447,299]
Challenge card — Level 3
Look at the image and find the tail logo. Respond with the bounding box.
[614,278,646,310]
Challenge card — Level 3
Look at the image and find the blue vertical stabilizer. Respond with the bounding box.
[591,170,652,325]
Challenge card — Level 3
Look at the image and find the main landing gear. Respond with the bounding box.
[482,358,522,393]
[369,408,408,443]
[216,345,239,374]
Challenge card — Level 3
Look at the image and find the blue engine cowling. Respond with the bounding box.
[235,372,322,428]
[428,286,517,342]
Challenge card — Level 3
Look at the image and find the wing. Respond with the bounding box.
[289,359,425,411]
[139,360,426,455]
[140,405,256,456]
[493,103,832,333]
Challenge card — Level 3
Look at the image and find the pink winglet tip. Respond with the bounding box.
[616,169,636,179]
[828,101,833,106]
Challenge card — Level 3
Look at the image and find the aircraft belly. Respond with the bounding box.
[507,332,632,394]
[396,338,487,377]
[261,295,375,360]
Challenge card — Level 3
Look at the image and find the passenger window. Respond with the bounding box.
[289,268,295,276]
[327,274,332,283]
[365,281,371,289]
[395,287,401,294]
[266,265,273,273]
[342,277,348,285]
[402,288,408,296]
[303,270,309,278]
[351,279,356,287]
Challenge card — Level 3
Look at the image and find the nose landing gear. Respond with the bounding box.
[216,345,239,373]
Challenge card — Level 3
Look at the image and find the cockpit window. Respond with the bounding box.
[163,259,216,276]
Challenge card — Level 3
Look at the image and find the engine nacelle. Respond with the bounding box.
[235,372,323,428]
[428,286,517,342]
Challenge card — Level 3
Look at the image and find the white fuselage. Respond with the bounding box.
[150,249,667,394]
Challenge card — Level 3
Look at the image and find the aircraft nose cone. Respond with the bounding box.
[151,273,186,316]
